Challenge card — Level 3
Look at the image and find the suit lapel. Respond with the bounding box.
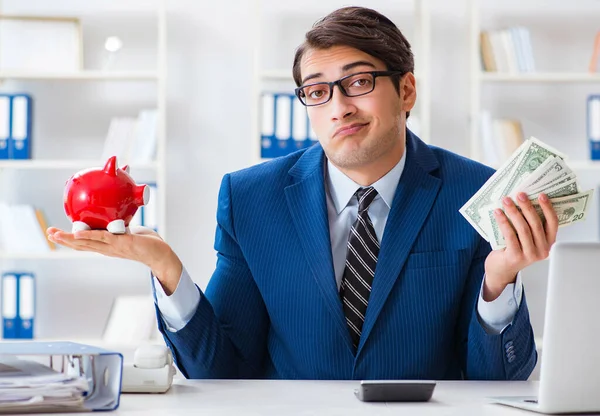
[357,132,442,355]
[284,145,353,349]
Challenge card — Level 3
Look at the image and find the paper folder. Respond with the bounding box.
[0,341,123,413]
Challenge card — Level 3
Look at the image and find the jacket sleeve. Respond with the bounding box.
[455,237,538,380]
[156,173,269,379]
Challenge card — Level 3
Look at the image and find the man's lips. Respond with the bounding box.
[333,122,369,138]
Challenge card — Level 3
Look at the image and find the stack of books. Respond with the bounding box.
[479,110,525,167]
[480,27,535,73]
[0,203,53,254]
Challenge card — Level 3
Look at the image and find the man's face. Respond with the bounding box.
[299,45,416,170]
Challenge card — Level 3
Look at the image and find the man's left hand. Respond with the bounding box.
[483,192,559,301]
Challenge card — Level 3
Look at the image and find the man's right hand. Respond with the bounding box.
[47,225,183,295]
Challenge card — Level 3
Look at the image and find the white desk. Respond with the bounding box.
[64,380,553,415]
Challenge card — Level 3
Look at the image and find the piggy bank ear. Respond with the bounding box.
[103,156,118,177]
[121,165,130,174]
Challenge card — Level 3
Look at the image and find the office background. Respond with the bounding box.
[0,0,599,380]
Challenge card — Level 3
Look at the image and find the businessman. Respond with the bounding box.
[47,6,558,380]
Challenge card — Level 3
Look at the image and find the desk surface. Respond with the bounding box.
[84,380,548,415]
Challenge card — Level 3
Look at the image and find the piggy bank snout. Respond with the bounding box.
[134,184,150,207]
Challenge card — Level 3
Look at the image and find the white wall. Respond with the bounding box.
[1,1,599,361]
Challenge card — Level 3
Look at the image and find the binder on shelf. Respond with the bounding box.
[0,341,123,413]
[18,273,35,339]
[588,95,600,160]
[260,92,318,159]
[0,94,10,159]
[9,94,32,159]
[2,271,35,339]
[2,273,18,338]
[260,93,275,157]
[274,93,292,156]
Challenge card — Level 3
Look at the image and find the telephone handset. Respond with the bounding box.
[121,345,176,393]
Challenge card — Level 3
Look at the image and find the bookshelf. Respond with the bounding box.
[468,0,600,166]
[469,0,600,381]
[0,0,167,341]
[251,0,431,165]
[0,0,167,241]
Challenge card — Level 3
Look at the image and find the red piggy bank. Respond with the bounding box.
[63,156,149,234]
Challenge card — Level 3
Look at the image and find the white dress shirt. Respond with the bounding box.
[153,151,523,334]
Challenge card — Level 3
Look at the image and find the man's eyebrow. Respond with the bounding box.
[342,61,376,72]
[301,61,377,85]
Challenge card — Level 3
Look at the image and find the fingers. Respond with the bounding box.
[515,193,550,258]
[493,208,520,251]
[538,193,559,246]
[502,196,535,255]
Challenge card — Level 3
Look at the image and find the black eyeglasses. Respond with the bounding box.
[294,70,404,107]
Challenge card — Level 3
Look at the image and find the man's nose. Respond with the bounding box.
[329,85,356,121]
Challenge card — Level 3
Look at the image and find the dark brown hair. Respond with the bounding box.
[292,6,414,110]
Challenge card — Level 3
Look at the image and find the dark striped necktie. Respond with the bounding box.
[340,186,380,352]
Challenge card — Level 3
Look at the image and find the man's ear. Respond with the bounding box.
[400,72,417,112]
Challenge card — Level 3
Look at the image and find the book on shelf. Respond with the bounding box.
[0,202,54,254]
[588,95,600,160]
[479,110,524,167]
[101,109,158,165]
[590,31,600,73]
[480,27,535,73]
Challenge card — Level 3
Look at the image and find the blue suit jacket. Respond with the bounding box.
[157,130,537,380]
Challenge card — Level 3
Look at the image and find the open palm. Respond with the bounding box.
[46,225,168,267]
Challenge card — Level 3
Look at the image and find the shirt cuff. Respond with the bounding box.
[477,272,523,334]
[151,266,201,332]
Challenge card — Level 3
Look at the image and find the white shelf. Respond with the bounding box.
[0,70,159,81]
[0,159,158,170]
[480,72,600,83]
[0,250,106,260]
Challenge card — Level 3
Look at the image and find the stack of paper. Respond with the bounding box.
[0,357,89,413]
[0,203,53,253]
[460,137,594,250]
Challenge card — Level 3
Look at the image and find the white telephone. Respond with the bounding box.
[121,345,176,393]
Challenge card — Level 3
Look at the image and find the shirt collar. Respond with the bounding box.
[326,150,407,214]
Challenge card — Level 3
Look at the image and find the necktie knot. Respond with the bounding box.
[355,187,378,213]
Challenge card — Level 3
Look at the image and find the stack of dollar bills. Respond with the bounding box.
[459,137,594,250]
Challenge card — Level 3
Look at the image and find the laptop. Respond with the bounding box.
[491,242,600,414]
